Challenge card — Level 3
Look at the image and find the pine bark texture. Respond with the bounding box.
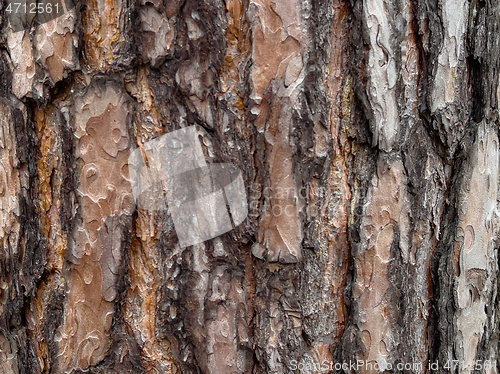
[0,0,499,373]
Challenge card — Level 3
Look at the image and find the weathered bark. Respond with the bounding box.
[0,0,499,373]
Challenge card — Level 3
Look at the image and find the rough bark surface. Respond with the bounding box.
[0,0,499,373]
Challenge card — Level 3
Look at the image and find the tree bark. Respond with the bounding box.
[0,0,499,373]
